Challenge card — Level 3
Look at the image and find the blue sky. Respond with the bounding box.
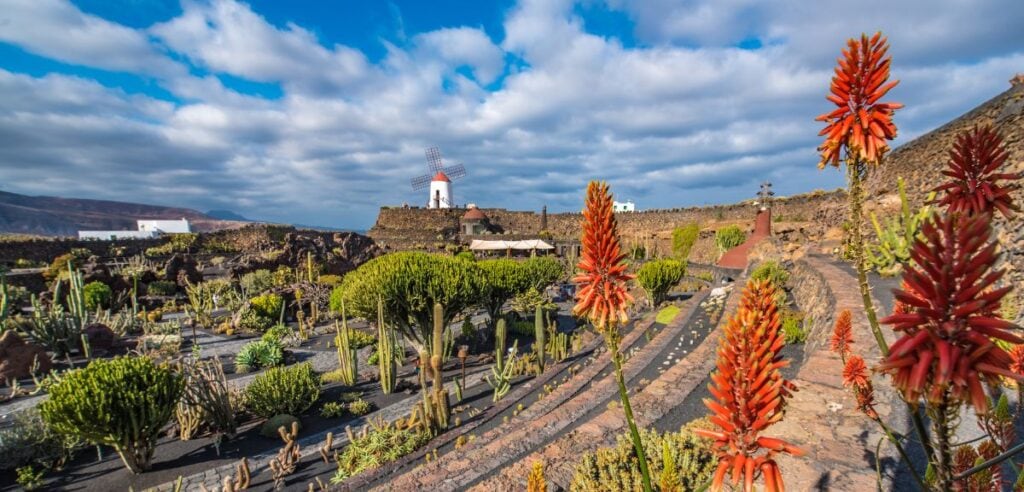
[1,0,1022,229]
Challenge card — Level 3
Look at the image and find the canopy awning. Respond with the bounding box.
[469,239,554,251]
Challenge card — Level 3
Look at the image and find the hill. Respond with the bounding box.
[0,190,249,236]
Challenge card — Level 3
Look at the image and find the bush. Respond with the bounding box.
[244,363,320,419]
[235,339,284,372]
[240,269,274,294]
[671,223,700,261]
[655,305,681,325]
[455,251,476,262]
[44,250,89,282]
[636,260,686,307]
[38,356,184,473]
[570,419,716,492]
[750,261,790,289]
[261,324,292,343]
[260,414,300,438]
[0,409,81,471]
[347,398,373,416]
[714,225,746,253]
[321,402,347,418]
[146,280,177,297]
[329,285,346,314]
[238,307,275,333]
[250,293,284,321]
[331,422,430,483]
[319,274,344,287]
[782,310,808,344]
[82,281,112,312]
[345,329,376,349]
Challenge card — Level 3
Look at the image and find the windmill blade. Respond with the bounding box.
[411,174,432,190]
[443,163,466,180]
[425,146,444,172]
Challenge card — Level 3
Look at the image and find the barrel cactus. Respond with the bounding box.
[39,356,184,473]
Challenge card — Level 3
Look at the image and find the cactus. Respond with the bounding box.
[865,177,935,276]
[535,306,546,374]
[1,274,9,329]
[269,421,301,488]
[334,317,358,386]
[428,302,450,431]
[319,432,334,464]
[376,296,397,394]
[528,461,547,492]
[38,356,184,473]
[547,320,570,362]
[485,319,518,402]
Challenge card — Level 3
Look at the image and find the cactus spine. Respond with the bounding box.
[334,306,357,386]
[535,306,546,374]
[376,296,397,394]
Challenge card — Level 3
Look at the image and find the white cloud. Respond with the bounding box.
[0,0,1021,229]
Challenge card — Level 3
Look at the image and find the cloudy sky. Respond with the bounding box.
[0,0,1022,229]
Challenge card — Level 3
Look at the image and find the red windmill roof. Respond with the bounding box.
[462,207,487,221]
[432,171,450,182]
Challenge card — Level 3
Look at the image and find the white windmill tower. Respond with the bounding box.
[411,146,467,208]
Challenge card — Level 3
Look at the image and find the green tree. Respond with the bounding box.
[82,281,112,312]
[671,223,700,261]
[477,257,563,328]
[714,225,746,253]
[636,260,686,308]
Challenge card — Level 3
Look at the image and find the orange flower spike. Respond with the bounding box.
[830,309,854,358]
[1009,345,1024,376]
[572,181,633,332]
[880,212,1024,413]
[694,280,801,491]
[816,32,902,168]
[843,355,870,389]
[932,125,1020,218]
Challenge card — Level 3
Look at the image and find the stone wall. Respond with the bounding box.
[0,237,164,266]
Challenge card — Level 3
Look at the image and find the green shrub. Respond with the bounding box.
[636,259,686,307]
[0,409,81,471]
[569,419,716,492]
[321,402,347,418]
[330,422,430,483]
[329,285,346,314]
[750,261,790,289]
[237,307,275,333]
[145,233,197,257]
[345,328,376,349]
[671,223,700,261]
[347,398,373,416]
[260,414,301,438]
[455,251,476,261]
[240,269,274,294]
[244,363,320,419]
[262,324,291,343]
[16,465,45,490]
[235,339,284,372]
[367,347,380,365]
[38,356,184,473]
[250,293,284,320]
[714,225,746,253]
[146,280,177,296]
[44,250,89,282]
[509,319,535,337]
[82,281,112,312]
[655,305,681,324]
[782,310,808,344]
[319,274,344,287]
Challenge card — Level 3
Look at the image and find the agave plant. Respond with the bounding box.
[694,280,802,492]
[572,181,649,490]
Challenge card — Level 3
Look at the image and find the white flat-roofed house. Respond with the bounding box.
[137,219,191,234]
[613,200,635,212]
[78,218,191,240]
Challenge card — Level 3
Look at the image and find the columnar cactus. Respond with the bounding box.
[429,302,450,430]
[39,356,184,473]
[334,308,358,386]
[535,305,546,374]
[486,318,516,402]
[376,296,397,394]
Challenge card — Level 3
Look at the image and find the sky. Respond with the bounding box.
[0,0,1022,230]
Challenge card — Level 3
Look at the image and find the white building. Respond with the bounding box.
[428,171,453,209]
[613,200,635,212]
[79,218,191,240]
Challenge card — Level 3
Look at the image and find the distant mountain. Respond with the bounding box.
[0,190,249,237]
[206,209,251,221]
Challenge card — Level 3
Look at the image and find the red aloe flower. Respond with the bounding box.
[572,181,634,332]
[933,125,1020,218]
[830,309,854,358]
[879,213,1024,413]
[694,280,803,492]
[843,355,870,389]
[1009,345,1024,376]
[816,32,903,168]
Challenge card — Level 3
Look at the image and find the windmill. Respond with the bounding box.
[411,146,467,208]
[757,181,775,210]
